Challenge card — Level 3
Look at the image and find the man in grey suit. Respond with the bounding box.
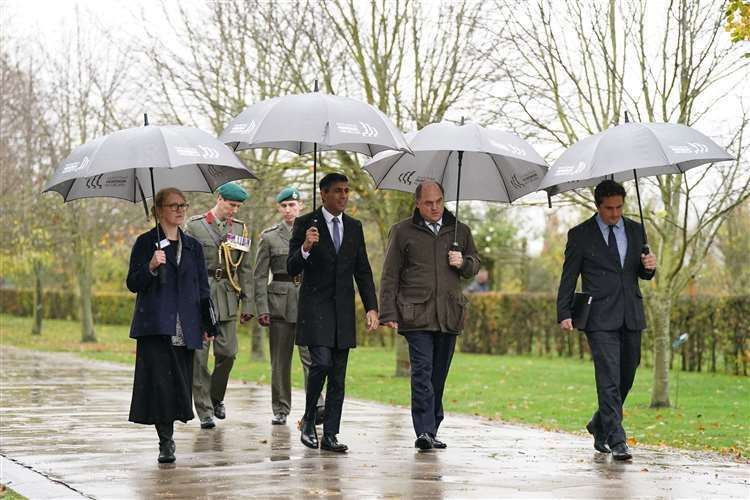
[557,180,657,461]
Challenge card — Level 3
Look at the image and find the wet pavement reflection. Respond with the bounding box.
[1,346,748,498]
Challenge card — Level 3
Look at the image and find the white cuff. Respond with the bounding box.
[301,245,310,260]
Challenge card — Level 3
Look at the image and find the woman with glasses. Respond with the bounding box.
[126,187,216,464]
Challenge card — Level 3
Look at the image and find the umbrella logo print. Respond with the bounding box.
[398,170,416,185]
[360,122,379,138]
[510,171,539,189]
[62,156,91,174]
[229,120,256,134]
[85,174,104,189]
[206,165,222,178]
[670,142,709,154]
[554,161,587,177]
[198,146,220,160]
[490,140,526,157]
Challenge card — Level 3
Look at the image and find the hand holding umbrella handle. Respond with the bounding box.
[641,244,650,256]
[157,265,167,285]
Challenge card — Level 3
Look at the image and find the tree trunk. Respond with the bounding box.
[31,259,43,335]
[395,334,410,377]
[78,253,96,343]
[76,215,96,343]
[649,291,672,408]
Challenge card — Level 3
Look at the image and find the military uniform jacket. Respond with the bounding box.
[254,221,299,322]
[185,213,254,321]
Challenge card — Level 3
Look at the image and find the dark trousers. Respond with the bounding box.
[405,331,457,437]
[585,328,642,446]
[303,346,349,435]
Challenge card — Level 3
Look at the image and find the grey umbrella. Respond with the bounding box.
[219,81,411,210]
[44,114,257,283]
[538,119,734,251]
[363,119,548,246]
[45,117,255,204]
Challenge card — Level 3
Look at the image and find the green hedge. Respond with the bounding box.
[1,288,746,375]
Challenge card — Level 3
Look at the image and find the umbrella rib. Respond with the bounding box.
[640,125,677,174]
[440,151,452,196]
[374,153,407,188]
[489,154,514,204]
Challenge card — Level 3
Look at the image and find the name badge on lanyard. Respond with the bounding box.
[225,233,250,252]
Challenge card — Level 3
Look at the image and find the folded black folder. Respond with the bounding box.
[571,292,592,331]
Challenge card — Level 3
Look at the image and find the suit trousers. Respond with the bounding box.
[193,318,238,419]
[585,327,642,446]
[405,331,457,437]
[303,346,349,435]
[269,319,323,416]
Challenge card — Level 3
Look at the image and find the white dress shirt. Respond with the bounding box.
[426,217,443,234]
[301,206,344,259]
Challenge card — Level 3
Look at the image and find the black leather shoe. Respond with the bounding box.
[200,416,216,429]
[415,433,433,450]
[300,419,318,449]
[158,440,176,463]
[586,421,610,453]
[321,433,348,453]
[611,442,633,461]
[431,436,447,449]
[213,401,226,420]
[271,414,287,425]
[315,407,326,426]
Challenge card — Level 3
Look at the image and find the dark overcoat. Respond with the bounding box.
[126,226,210,350]
[287,208,378,349]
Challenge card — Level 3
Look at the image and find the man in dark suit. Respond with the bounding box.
[287,173,379,453]
[557,180,657,461]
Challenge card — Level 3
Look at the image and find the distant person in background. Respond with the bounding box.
[465,268,490,293]
[556,180,656,461]
[126,187,216,464]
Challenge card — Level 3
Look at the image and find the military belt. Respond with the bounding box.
[213,268,233,280]
[273,273,301,285]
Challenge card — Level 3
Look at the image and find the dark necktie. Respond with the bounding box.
[332,217,341,253]
[608,224,621,267]
[430,222,440,234]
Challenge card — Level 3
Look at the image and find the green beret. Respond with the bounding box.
[217,182,248,202]
[276,187,301,203]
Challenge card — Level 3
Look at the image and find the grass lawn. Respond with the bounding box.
[1,314,747,458]
[0,484,26,500]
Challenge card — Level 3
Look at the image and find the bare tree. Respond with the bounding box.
[488,0,749,406]
[38,10,139,342]
[140,0,492,369]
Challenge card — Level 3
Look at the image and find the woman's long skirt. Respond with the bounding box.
[129,336,194,424]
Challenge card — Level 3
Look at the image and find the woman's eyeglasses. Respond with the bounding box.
[162,203,190,212]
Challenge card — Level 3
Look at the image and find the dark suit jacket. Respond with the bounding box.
[126,227,211,349]
[556,215,655,332]
[287,208,378,349]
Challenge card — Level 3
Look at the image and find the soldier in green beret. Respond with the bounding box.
[185,182,254,429]
[254,187,323,425]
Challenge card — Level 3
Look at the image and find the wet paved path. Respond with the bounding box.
[1,346,748,499]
